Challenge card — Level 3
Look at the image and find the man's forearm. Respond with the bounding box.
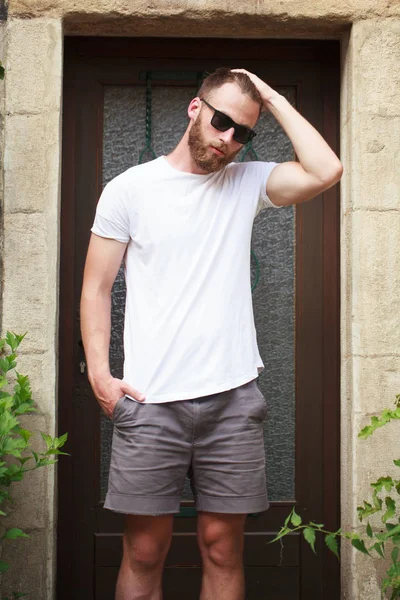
[231,68,342,185]
[263,92,341,183]
[80,288,112,385]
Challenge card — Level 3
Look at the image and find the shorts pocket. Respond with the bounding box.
[111,395,126,422]
[254,384,269,423]
[240,380,268,424]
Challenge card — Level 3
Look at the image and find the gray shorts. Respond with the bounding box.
[104,378,269,515]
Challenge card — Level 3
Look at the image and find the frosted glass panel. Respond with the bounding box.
[100,83,295,503]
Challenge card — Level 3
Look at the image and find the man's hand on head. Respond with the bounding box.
[231,69,280,109]
[90,374,146,419]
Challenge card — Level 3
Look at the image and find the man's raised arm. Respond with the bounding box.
[232,68,343,207]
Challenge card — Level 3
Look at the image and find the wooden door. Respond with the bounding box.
[58,37,340,600]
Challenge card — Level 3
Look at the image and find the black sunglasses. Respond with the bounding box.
[200,98,257,145]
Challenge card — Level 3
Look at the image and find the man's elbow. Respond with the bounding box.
[81,280,112,307]
[320,159,343,188]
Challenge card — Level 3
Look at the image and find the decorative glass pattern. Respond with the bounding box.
[100,84,296,502]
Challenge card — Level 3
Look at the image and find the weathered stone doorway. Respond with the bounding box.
[57,37,340,599]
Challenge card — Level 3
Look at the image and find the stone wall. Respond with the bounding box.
[0,18,63,598]
[340,18,400,598]
[6,0,400,37]
[342,19,400,600]
[0,19,6,350]
[0,2,399,598]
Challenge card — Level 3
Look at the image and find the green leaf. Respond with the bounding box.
[45,449,69,457]
[5,331,26,352]
[366,522,373,538]
[5,463,24,482]
[0,412,19,436]
[309,522,324,529]
[376,524,400,542]
[0,489,11,504]
[270,527,290,543]
[14,402,35,415]
[1,436,27,458]
[382,477,394,492]
[17,456,32,466]
[392,547,399,564]
[0,560,10,573]
[372,492,383,511]
[394,459,400,468]
[2,528,29,540]
[41,432,53,450]
[18,428,33,443]
[283,512,292,527]
[290,508,302,527]
[382,497,396,523]
[54,432,68,448]
[357,500,379,521]
[371,542,385,558]
[0,509,6,516]
[303,527,316,553]
[325,534,339,559]
[351,538,370,555]
[386,524,400,538]
[358,425,373,439]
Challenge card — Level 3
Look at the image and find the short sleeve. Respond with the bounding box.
[246,161,281,215]
[258,162,280,210]
[91,177,131,243]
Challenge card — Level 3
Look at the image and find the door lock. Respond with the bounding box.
[79,361,86,374]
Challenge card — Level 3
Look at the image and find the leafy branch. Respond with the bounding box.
[359,394,400,440]
[271,396,400,599]
[0,332,68,597]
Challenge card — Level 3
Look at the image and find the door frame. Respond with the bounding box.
[57,37,340,599]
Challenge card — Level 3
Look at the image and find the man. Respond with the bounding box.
[81,67,342,600]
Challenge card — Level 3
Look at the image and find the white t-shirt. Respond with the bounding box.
[92,156,279,403]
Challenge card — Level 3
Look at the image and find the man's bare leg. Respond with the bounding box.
[115,514,173,600]
[197,512,246,600]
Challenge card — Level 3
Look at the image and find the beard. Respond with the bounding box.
[188,115,241,173]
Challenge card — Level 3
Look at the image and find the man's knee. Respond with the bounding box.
[198,514,245,569]
[123,515,173,570]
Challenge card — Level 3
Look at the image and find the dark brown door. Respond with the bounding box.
[58,38,340,600]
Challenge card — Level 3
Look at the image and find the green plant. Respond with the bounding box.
[0,332,68,594]
[271,394,400,599]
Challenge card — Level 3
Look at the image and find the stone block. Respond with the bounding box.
[351,211,400,356]
[354,550,391,600]
[7,0,400,23]
[1,529,51,599]
[4,111,62,214]
[15,351,57,416]
[2,213,54,353]
[0,23,6,100]
[6,18,62,115]
[352,356,400,415]
[352,115,400,210]
[353,20,400,118]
